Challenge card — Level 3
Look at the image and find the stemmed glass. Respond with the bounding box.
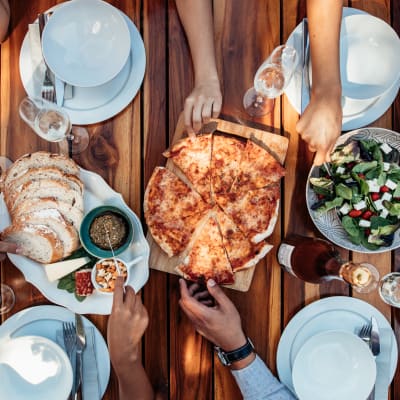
[0,156,15,315]
[243,45,298,117]
[19,97,89,155]
[378,272,400,307]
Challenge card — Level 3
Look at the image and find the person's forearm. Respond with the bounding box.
[116,361,154,400]
[175,0,218,84]
[307,0,342,94]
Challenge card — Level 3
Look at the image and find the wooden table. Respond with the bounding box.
[1,1,399,399]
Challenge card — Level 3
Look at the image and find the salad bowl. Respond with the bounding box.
[306,127,400,253]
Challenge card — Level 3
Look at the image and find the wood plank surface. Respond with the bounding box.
[1,1,400,400]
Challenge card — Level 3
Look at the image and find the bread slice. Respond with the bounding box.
[14,209,79,258]
[1,223,64,263]
[2,152,80,191]
[12,198,83,230]
[7,179,84,213]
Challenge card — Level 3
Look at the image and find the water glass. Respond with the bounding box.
[379,272,400,307]
[0,283,15,315]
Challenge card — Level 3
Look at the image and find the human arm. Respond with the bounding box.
[175,0,222,135]
[0,0,10,43]
[296,0,343,166]
[178,279,295,399]
[107,277,154,400]
[0,241,19,261]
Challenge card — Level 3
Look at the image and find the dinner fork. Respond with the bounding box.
[38,13,55,103]
[62,321,76,400]
[358,319,372,348]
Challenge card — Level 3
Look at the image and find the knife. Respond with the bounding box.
[370,316,381,356]
[74,313,86,400]
[55,76,65,107]
[300,18,311,114]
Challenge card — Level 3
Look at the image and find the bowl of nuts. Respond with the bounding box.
[91,258,128,294]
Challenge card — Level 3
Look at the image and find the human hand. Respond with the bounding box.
[183,77,222,136]
[179,278,246,351]
[0,241,19,261]
[107,277,149,374]
[296,89,342,166]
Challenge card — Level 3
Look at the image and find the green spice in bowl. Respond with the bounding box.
[79,205,134,258]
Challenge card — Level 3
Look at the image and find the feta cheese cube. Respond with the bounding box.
[381,192,392,202]
[380,143,393,154]
[336,166,345,174]
[380,208,389,218]
[345,178,355,184]
[354,200,367,210]
[383,162,391,172]
[367,179,380,193]
[374,199,384,211]
[385,179,397,190]
[359,219,371,228]
[339,203,352,215]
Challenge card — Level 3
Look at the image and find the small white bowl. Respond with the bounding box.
[292,330,376,400]
[0,335,73,400]
[92,257,129,294]
[42,0,131,87]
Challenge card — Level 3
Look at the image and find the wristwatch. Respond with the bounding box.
[214,337,255,366]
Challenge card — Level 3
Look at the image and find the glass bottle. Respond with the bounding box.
[277,235,379,293]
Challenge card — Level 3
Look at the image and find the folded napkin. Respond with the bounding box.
[56,326,101,400]
[28,23,73,100]
[374,328,394,400]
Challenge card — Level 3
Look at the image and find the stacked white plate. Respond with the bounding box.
[20,0,146,124]
[285,7,400,131]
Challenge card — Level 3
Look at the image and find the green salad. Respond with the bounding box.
[310,139,400,250]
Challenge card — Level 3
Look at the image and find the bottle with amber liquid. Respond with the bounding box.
[277,235,379,293]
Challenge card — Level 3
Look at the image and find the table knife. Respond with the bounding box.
[55,76,65,107]
[370,316,380,357]
[300,18,310,114]
[74,313,86,400]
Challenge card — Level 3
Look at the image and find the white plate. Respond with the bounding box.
[276,296,398,396]
[285,7,400,131]
[19,5,146,125]
[292,331,376,400]
[0,335,73,400]
[306,127,400,253]
[0,305,110,398]
[0,168,150,315]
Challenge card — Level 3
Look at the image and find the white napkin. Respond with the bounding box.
[56,326,101,400]
[374,328,394,400]
[27,23,73,99]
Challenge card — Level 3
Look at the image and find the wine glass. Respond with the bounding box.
[19,97,89,155]
[243,45,298,117]
[0,155,16,315]
[378,272,400,307]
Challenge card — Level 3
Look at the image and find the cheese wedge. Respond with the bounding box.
[43,256,91,282]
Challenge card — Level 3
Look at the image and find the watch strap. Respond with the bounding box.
[215,337,255,366]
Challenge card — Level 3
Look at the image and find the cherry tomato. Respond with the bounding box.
[349,209,362,218]
[358,173,366,179]
[317,194,325,200]
[371,193,380,201]
[380,185,390,193]
[362,210,373,220]
[365,228,371,236]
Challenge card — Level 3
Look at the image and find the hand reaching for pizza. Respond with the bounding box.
[179,278,247,352]
[183,77,222,136]
[0,241,19,261]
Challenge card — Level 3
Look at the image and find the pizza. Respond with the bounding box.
[176,214,235,285]
[163,134,212,203]
[144,167,211,257]
[145,132,286,285]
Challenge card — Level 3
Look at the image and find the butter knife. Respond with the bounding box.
[55,76,65,107]
[300,18,310,114]
[370,316,380,357]
[74,313,86,400]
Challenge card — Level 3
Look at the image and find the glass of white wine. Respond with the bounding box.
[243,45,298,117]
[19,97,89,155]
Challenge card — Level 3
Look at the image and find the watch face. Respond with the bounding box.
[216,348,230,366]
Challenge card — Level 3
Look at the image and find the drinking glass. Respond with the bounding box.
[0,283,15,315]
[19,97,89,155]
[243,45,298,117]
[378,272,400,307]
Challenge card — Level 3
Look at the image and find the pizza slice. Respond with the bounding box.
[215,183,280,243]
[214,208,273,271]
[163,134,212,203]
[144,167,211,257]
[211,134,246,194]
[176,214,235,284]
[230,139,285,193]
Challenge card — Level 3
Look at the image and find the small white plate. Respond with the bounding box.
[0,305,109,398]
[306,127,400,253]
[292,330,376,400]
[276,296,398,396]
[0,335,73,400]
[0,168,150,315]
[19,6,146,125]
[285,7,400,131]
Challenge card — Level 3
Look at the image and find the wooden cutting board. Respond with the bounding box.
[147,114,289,291]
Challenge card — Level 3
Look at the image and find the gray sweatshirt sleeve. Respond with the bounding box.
[231,355,296,400]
